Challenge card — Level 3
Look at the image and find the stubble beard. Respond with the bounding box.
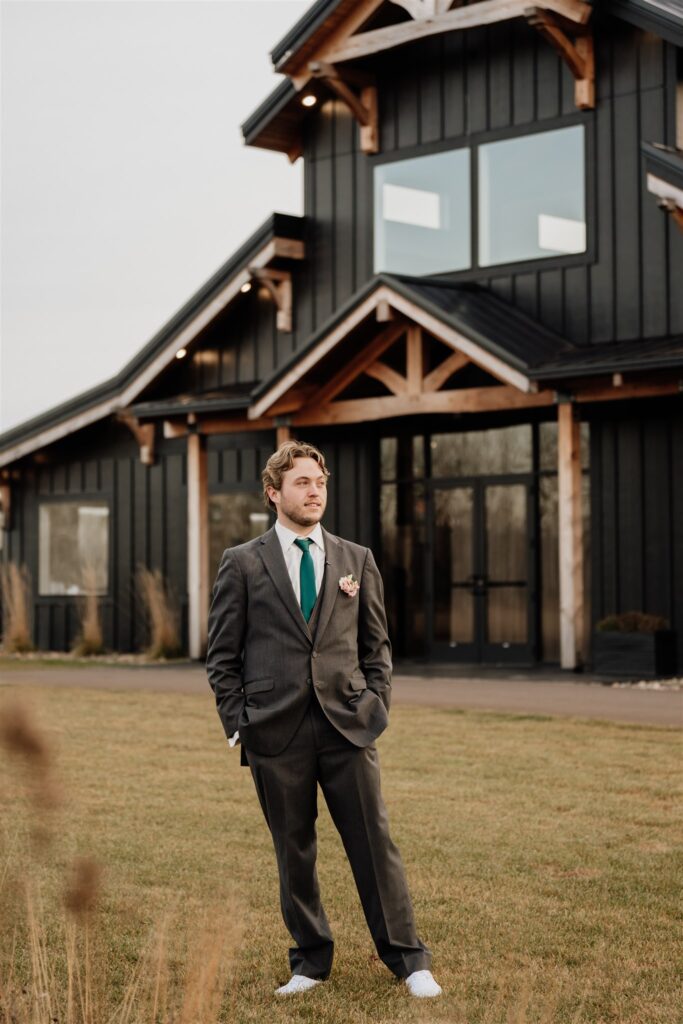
[279,497,325,529]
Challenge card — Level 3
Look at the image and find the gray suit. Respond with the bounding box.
[206,523,431,980]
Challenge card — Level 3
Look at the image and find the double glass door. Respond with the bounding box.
[427,477,536,663]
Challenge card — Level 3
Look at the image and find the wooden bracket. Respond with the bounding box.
[308,61,378,153]
[524,7,594,109]
[118,415,155,465]
[657,197,683,233]
[0,481,11,531]
[249,268,293,332]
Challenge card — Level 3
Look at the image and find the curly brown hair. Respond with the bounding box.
[262,440,331,512]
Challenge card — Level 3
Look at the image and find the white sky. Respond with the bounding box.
[0,0,309,434]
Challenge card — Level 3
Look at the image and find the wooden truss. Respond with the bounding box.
[118,414,155,465]
[524,7,594,109]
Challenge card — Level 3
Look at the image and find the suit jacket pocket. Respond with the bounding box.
[243,677,274,694]
[349,673,367,691]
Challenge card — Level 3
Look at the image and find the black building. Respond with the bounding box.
[1,0,682,672]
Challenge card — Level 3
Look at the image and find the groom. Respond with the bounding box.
[206,439,441,997]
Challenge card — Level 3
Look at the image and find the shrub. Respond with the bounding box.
[0,561,34,653]
[72,564,105,656]
[595,610,670,633]
[135,566,182,659]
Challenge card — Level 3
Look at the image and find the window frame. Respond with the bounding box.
[37,495,113,600]
[370,111,595,281]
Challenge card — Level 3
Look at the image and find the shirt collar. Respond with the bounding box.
[275,519,325,554]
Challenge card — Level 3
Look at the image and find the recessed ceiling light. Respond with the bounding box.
[175,348,187,359]
[240,282,252,293]
[301,94,317,108]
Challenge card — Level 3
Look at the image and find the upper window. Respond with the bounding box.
[39,502,109,596]
[373,124,586,276]
[374,149,471,275]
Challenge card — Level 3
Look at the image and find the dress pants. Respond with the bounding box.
[245,689,431,980]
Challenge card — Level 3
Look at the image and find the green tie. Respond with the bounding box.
[294,537,317,622]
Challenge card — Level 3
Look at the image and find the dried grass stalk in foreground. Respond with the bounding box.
[0,561,34,653]
[72,565,105,657]
[135,566,182,659]
[0,698,60,814]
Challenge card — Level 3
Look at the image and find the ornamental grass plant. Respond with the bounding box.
[135,566,182,660]
[0,561,34,653]
[71,565,105,657]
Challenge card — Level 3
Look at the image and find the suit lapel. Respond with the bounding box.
[314,526,344,648]
[258,526,313,644]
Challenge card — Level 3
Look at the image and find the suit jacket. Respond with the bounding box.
[205,523,392,757]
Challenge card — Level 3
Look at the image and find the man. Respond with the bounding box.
[206,439,441,998]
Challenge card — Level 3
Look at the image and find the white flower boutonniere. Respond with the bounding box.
[338,573,360,597]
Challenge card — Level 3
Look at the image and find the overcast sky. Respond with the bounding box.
[0,0,310,434]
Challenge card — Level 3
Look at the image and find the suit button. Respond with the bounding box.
[312,651,319,658]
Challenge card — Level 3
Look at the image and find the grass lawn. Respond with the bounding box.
[0,683,681,1024]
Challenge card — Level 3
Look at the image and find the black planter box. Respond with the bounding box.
[592,630,678,679]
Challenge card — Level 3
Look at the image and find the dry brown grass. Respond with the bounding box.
[134,566,182,660]
[0,562,34,653]
[0,695,243,1024]
[72,565,105,657]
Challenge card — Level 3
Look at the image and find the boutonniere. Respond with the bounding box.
[338,573,360,597]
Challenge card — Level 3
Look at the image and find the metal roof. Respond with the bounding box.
[0,213,304,464]
[642,142,683,192]
[530,333,683,380]
[606,0,683,45]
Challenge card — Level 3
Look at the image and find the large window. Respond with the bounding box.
[39,502,109,596]
[374,148,471,275]
[374,124,586,276]
[208,493,271,579]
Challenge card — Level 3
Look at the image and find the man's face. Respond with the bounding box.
[268,456,328,531]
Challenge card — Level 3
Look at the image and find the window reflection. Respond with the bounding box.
[209,493,271,579]
[39,502,109,596]
[431,425,532,476]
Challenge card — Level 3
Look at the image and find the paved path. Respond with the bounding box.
[1,663,680,728]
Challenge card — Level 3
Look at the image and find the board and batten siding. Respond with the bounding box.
[589,398,683,668]
[297,18,683,349]
[2,424,188,653]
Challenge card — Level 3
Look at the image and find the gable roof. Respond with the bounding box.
[248,273,579,418]
[0,213,304,469]
[607,0,683,45]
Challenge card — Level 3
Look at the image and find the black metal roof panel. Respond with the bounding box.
[642,142,683,192]
[128,385,254,420]
[530,333,683,379]
[270,0,343,68]
[607,0,683,45]
[241,79,297,145]
[0,212,305,459]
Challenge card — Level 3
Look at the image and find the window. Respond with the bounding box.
[478,126,585,266]
[374,148,471,275]
[208,492,271,578]
[39,502,109,596]
[373,124,586,276]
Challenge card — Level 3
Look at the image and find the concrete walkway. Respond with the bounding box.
[1,662,680,728]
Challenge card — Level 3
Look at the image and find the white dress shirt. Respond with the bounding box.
[229,520,325,749]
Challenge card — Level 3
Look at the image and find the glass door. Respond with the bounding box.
[427,478,536,664]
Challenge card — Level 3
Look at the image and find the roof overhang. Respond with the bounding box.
[642,142,683,232]
[606,0,683,45]
[0,214,305,469]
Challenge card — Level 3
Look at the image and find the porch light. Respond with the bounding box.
[240,282,252,293]
[301,94,317,108]
[175,348,187,359]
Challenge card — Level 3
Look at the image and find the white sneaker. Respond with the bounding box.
[405,969,443,997]
[274,975,322,996]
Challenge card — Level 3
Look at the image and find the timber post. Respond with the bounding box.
[557,399,584,669]
[187,431,209,660]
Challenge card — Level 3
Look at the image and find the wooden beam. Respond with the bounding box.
[0,482,11,531]
[164,416,276,438]
[293,385,555,425]
[187,432,209,660]
[313,323,406,406]
[365,360,409,395]
[557,402,584,670]
[249,268,293,332]
[376,300,395,322]
[422,350,470,392]
[573,379,681,403]
[276,425,292,446]
[524,8,594,109]
[322,0,591,65]
[117,415,155,465]
[308,62,378,153]
[406,325,424,396]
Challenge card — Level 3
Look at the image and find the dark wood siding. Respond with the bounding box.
[589,397,683,671]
